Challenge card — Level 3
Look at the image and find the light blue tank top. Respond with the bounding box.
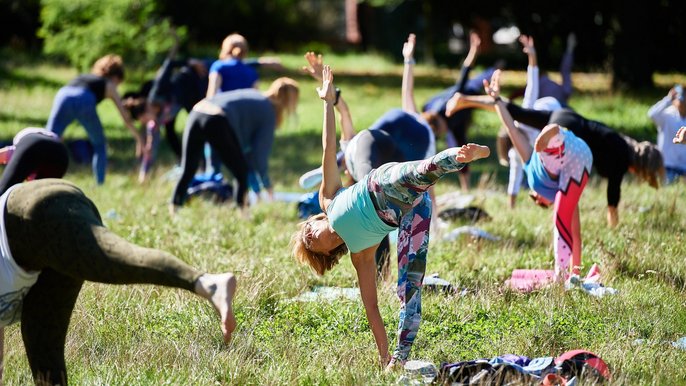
[327,175,396,253]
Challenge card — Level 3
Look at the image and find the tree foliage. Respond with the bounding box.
[38,0,180,71]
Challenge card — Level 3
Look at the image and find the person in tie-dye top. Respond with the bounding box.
[485,70,593,281]
[291,65,490,368]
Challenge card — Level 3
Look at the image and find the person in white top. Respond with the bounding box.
[647,85,686,182]
[505,35,565,208]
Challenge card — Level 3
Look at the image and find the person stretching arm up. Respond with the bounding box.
[485,70,592,280]
[293,65,489,369]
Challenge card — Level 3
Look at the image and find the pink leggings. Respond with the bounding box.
[553,170,589,279]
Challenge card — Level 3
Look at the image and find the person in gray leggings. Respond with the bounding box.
[0,179,237,385]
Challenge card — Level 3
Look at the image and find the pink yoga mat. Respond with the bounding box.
[506,269,555,292]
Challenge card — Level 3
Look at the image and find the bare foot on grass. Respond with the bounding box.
[196,273,237,344]
[456,143,490,163]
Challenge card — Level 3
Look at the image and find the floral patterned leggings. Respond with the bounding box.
[367,148,465,361]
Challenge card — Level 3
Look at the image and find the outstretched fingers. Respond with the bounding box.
[403,33,416,60]
[674,126,686,144]
[303,51,324,80]
[469,31,481,49]
[316,65,336,102]
[484,69,502,99]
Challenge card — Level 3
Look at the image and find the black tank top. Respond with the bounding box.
[68,74,107,103]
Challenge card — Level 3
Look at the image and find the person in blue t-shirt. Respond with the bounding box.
[292,65,489,369]
[206,33,283,97]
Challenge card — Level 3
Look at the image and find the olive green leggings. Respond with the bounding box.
[4,179,202,385]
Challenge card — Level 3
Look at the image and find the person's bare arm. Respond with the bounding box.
[463,32,481,68]
[206,72,221,98]
[303,52,356,142]
[256,56,285,71]
[351,247,390,367]
[401,33,418,114]
[336,96,356,142]
[519,35,537,68]
[673,126,686,144]
[107,82,144,155]
[485,71,533,162]
[520,35,539,109]
[318,66,343,211]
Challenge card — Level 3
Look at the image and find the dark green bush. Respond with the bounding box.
[38,0,181,71]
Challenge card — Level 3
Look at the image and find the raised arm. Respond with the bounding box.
[560,33,576,99]
[485,70,533,163]
[317,66,343,210]
[303,52,356,142]
[648,88,676,123]
[401,33,418,114]
[520,35,539,109]
[463,31,481,68]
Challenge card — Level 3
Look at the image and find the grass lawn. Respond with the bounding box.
[1,52,686,385]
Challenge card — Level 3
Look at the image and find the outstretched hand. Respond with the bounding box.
[303,52,324,81]
[317,65,336,103]
[483,69,502,100]
[469,31,481,52]
[456,143,490,163]
[673,126,686,144]
[402,33,416,62]
[518,34,535,55]
[566,32,577,51]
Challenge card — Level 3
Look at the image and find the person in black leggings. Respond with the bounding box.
[448,93,664,227]
[171,108,250,210]
[171,78,299,213]
[0,179,237,385]
[0,128,69,194]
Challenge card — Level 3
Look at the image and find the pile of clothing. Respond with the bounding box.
[435,350,610,385]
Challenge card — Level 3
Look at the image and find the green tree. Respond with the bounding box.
[38,0,179,71]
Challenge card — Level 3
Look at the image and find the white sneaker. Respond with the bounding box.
[299,167,323,189]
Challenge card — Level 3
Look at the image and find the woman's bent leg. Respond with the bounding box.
[392,195,431,361]
[77,104,107,184]
[553,171,588,280]
[21,270,82,385]
[202,115,249,207]
[172,111,208,206]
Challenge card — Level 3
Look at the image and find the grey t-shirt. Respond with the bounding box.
[210,89,276,190]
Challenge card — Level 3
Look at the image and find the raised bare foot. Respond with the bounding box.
[445,93,467,117]
[195,273,237,343]
[456,143,490,163]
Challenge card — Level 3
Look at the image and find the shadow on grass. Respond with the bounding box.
[0,64,64,90]
[0,112,49,130]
